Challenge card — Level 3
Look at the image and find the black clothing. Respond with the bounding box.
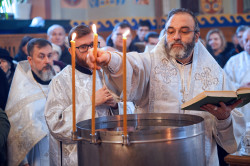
[207,42,235,68]
[31,71,51,85]
[0,108,10,166]
[0,48,16,86]
[75,63,92,75]
[132,35,141,44]
[14,51,27,62]
[131,35,146,53]
[53,60,66,71]
[0,68,9,110]
[6,69,15,87]
[228,44,244,58]
[60,45,71,65]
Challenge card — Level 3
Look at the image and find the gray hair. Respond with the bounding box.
[47,24,65,36]
[236,25,249,35]
[166,8,200,33]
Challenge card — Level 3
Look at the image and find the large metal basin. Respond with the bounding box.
[77,113,205,166]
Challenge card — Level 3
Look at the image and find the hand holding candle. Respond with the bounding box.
[91,24,98,136]
[123,30,130,136]
[70,33,76,133]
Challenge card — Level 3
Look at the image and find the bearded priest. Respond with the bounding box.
[5,38,56,166]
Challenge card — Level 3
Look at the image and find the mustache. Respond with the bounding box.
[169,41,184,47]
[42,64,53,70]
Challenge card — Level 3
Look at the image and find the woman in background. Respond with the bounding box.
[14,36,33,62]
[206,28,234,68]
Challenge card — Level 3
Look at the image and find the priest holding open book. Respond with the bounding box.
[86,8,246,166]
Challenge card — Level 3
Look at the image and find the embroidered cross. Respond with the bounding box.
[195,67,219,90]
[154,58,177,84]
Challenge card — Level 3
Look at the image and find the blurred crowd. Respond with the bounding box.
[0,11,250,166]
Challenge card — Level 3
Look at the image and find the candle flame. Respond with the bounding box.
[123,30,130,38]
[72,33,76,41]
[92,24,97,34]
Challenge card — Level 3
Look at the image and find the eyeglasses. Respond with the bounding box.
[166,27,197,37]
[76,42,100,53]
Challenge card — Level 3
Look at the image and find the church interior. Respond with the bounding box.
[0,0,250,166]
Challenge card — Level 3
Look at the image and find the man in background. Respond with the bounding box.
[132,20,151,44]
[47,24,71,64]
[6,38,55,166]
[224,28,250,122]
[108,22,137,52]
[229,25,249,56]
[144,31,159,52]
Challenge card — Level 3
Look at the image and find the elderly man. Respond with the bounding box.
[5,38,55,166]
[224,28,250,123]
[87,8,245,166]
[44,25,131,166]
[47,24,71,64]
[235,25,249,53]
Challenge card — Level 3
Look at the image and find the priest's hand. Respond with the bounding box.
[87,48,111,70]
[94,86,113,106]
[200,99,243,120]
[105,98,118,108]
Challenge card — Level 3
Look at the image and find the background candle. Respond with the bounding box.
[122,30,130,136]
[70,33,76,133]
[91,24,98,136]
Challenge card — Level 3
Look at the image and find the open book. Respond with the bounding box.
[181,88,250,111]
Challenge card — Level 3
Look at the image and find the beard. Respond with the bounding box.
[35,64,55,81]
[165,36,196,60]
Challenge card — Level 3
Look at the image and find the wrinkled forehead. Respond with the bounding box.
[33,44,52,54]
[52,27,65,34]
[165,13,195,30]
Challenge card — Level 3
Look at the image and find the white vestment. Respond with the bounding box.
[5,61,49,166]
[45,65,134,166]
[224,51,250,122]
[103,37,246,166]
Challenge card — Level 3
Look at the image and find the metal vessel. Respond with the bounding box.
[76,113,205,166]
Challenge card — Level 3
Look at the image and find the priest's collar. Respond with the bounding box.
[75,63,92,75]
[176,59,192,65]
[31,70,51,85]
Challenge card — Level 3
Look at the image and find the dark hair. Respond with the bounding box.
[166,8,200,33]
[17,36,33,55]
[138,20,151,30]
[112,22,132,33]
[68,25,92,47]
[144,32,159,42]
[27,38,52,57]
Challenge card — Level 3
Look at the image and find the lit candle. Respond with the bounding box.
[123,30,130,136]
[91,24,98,136]
[70,33,77,133]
